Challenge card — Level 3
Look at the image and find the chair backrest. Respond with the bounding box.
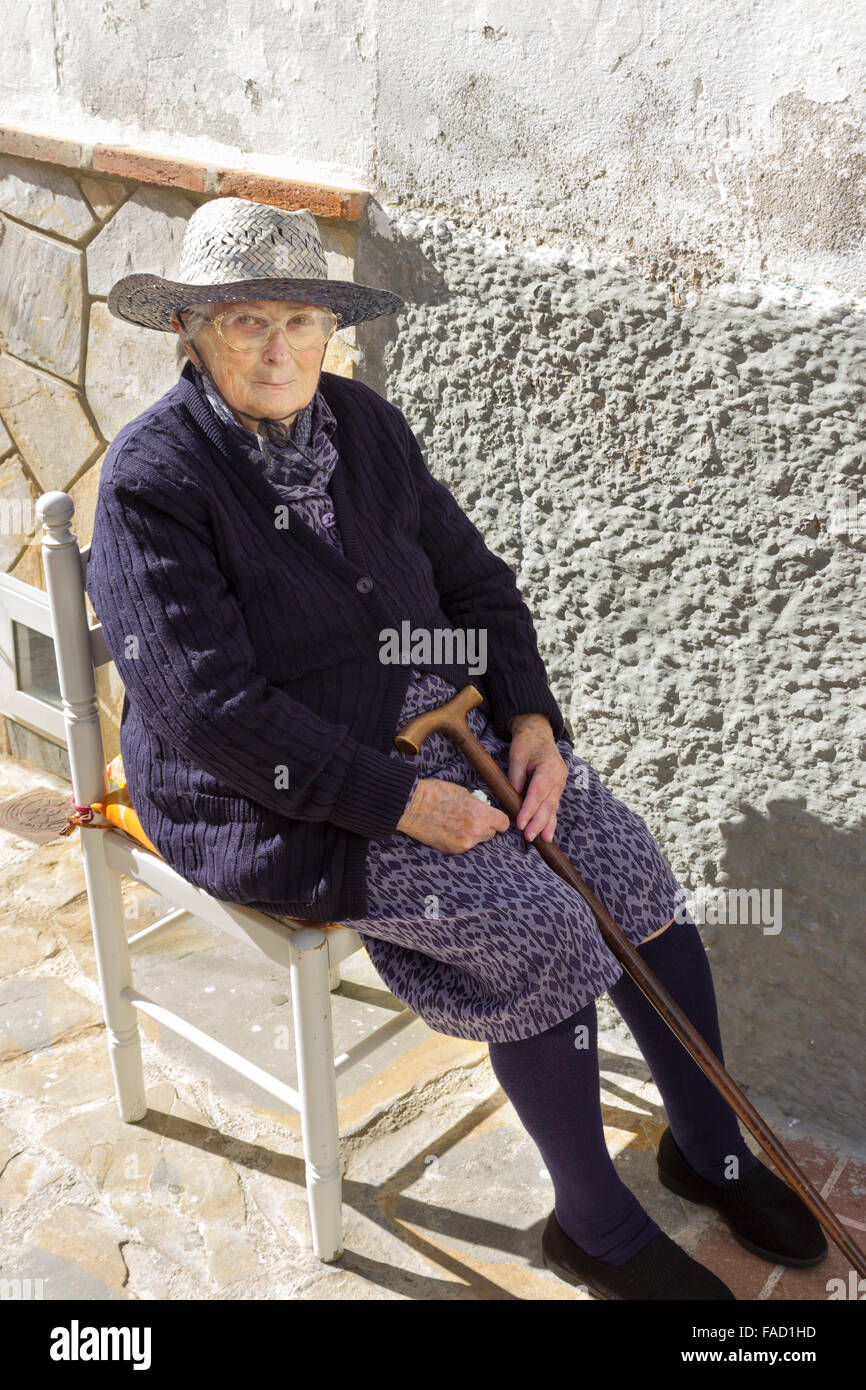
[20,490,114,811]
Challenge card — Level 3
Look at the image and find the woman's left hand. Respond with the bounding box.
[507,714,569,846]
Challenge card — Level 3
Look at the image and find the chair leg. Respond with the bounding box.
[82,832,147,1122]
[288,926,343,1262]
[328,962,341,992]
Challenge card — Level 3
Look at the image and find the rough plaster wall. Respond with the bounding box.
[355,210,865,1139]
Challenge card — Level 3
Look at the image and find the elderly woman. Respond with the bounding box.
[87,197,824,1301]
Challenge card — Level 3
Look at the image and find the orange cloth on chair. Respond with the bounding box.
[91,753,161,856]
[91,755,342,929]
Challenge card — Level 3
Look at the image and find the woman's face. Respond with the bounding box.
[175,299,331,432]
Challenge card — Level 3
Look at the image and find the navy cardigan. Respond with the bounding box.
[85,361,570,921]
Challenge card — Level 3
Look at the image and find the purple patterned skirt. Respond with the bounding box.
[342,669,684,1044]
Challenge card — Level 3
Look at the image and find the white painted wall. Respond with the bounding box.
[3,0,865,292]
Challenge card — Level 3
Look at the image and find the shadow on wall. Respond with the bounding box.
[352,199,451,396]
[703,796,864,1141]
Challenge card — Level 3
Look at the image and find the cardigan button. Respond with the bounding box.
[355,575,374,593]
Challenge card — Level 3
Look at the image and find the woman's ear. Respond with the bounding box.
[171,316,201,370]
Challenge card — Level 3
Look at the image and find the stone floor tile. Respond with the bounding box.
[0,977,102,1064]
[29,1202,130,1295]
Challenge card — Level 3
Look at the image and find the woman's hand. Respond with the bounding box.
[396,778,510,853]
[507,713,568,846]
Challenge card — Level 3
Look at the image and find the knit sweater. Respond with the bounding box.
[194,362,419,817]
[85,359,570,921]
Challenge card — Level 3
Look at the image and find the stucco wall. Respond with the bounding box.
[0,1,863,1136]
[355,208,865,1138]
[3,1,865,291]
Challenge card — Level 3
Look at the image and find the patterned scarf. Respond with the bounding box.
[193,364,339,499]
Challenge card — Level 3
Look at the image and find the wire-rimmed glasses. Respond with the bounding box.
[207,306,339,352]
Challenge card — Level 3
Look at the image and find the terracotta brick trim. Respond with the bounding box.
[0,123,366,221]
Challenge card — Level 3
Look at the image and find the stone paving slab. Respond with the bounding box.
[0,755,864,1302]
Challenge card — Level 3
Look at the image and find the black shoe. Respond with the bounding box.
[541,1209,735,1300]
[656,1125,828,1268]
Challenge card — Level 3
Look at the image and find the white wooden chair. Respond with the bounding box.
[27,489,421,1262]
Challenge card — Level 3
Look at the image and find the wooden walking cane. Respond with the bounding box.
[394,682,866,1278]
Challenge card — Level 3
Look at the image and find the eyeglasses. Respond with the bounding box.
[206,307,338,352]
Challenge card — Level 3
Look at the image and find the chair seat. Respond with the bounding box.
[93,754,344,930]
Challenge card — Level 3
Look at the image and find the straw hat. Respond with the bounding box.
[107,196,404,331]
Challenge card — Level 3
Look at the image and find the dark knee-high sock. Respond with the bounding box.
[488,1001,662,1266]
[608,914,760,1187]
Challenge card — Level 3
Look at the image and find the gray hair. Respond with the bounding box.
[174,303,217,366]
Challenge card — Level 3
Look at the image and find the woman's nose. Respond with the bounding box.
[263,328,292,362]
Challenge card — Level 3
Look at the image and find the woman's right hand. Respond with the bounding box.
[396,777,511,853]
